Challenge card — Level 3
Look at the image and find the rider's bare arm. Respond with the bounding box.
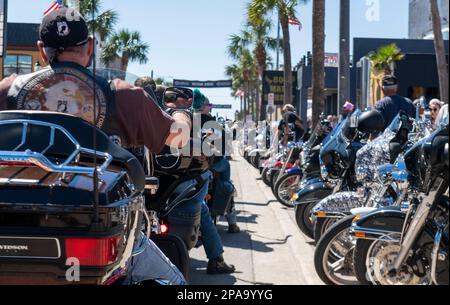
[165,111,192,148]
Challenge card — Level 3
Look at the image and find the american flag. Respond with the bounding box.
[235,89,245,97]
[44,0,64,16]
[288,17,303,31]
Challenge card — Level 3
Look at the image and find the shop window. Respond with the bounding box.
[3,55,32,77]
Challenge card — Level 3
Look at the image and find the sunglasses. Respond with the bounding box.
[431,108,439,112]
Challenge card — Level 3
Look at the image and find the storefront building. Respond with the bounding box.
[0,23,45,80]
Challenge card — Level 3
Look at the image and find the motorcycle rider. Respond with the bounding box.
[375,75,415,129]
[192,93,241,234]
[281,104,304,146]
[0,8,189,285]
[134,76,159,105]
[139,85,236,274]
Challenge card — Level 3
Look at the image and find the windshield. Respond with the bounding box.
[92,68,140,84]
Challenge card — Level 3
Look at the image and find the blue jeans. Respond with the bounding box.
[170,173,224,260]
[211,159,237,225]
[211,158,231,181]
[124,233,187,285]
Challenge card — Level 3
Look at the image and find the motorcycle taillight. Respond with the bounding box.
[65,236,121,267]
[160,224,169,234]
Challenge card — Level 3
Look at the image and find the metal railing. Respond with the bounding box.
[0,119,112,176]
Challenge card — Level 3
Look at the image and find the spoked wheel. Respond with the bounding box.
[274,172,302,208]
[314,215,360,285]
[314,217,340,245]
[354,236,433,285]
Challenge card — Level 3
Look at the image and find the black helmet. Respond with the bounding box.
[358,110,385,134]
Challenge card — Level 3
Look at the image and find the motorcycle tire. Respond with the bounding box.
[314,215,359,285]
[151,233,191,281]
[270,170,281,194]
[261,167,272,187]
[252,153,260,169]
[274,172,302,208]
[314,217,339,245]
[294,202,316,239]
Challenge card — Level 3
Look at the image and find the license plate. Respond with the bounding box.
[0,237,61,259]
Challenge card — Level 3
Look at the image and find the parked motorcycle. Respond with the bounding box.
[0,111,146,285]
[351,118,449,285]
[274,116,332,208]
[293,110,372,238]
[313,112,417,285]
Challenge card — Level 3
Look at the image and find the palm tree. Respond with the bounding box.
[155,77,172,87]
[311,0,325,127]
[248,0,308,107]
[225,64,244,97]
[101,29,149,72]
[229,18,278,120]
[367,43,405,75]
[367,43,405,105]
[429,0,449,103]
[78,0,118,42]
[226,37,258,120]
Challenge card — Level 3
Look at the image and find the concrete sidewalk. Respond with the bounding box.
[188,153,323,285]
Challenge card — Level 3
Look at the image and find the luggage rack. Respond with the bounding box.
[0,119,112,176]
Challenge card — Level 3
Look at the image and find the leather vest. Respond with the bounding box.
[6,62,124,145]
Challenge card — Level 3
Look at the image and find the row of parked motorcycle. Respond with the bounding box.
[0,70,235,285]
[241,107,449,285]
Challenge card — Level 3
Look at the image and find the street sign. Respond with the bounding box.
[262,71,298,106]
[210,104,232,109]
[173,79,232,88]
[268,93,275,107]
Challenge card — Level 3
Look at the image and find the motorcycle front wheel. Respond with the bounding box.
[353,236,434,285]
[274,172,302,208]
[314,217,339,245]
[294,201,317,239]
[261,167,272,187]
[314,215,360,285]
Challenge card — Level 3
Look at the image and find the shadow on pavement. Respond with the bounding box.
[214,223,292,253]
[189,258,238,285]
[235,201,272,207]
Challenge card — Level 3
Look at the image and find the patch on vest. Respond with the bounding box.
[15,67,108,128]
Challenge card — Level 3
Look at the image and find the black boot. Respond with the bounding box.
[228,224,241,234]
[207,256,236,274]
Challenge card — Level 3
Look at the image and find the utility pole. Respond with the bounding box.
[338,0,350,112]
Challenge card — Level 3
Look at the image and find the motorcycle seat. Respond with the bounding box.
[0,111,145,192]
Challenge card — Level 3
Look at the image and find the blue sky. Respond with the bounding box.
[7,0,409,118]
